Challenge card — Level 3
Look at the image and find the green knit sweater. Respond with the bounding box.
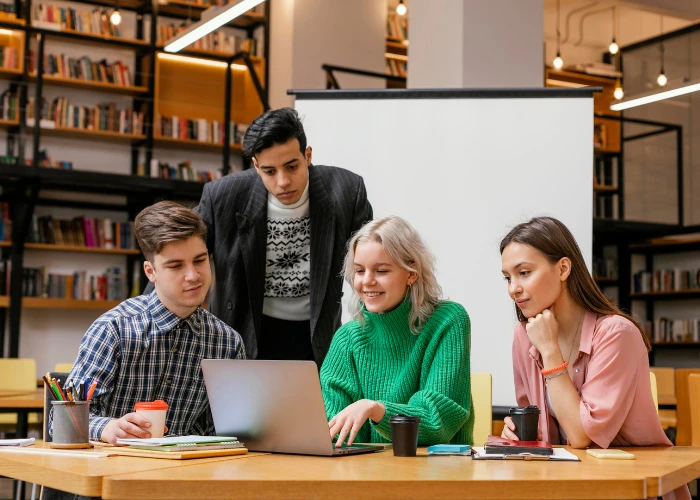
[320,298,474,445]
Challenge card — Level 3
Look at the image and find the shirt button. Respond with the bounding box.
[227,302,232,310]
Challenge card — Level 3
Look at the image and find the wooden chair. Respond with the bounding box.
[53,363,73,373]
[0,358,41,430]
[650,367,677,431]
[471,372,492,446]
[674,368,700,446]
[689,374,700,447]
[650,372,658,412]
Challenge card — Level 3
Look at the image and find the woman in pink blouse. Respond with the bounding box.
[500,217,689,500]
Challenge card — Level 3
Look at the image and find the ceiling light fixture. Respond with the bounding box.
[110,4,122,26]
[657,16,667,87]
[608,6,618,54]
[165,0,265,53]
[396,0,407,16]
[610,77,700,111]
[613,79,624,100]
[553,0,563,69]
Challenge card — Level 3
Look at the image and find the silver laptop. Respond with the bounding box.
[201,359,384,456]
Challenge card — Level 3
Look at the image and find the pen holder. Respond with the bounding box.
[50,401,90,449]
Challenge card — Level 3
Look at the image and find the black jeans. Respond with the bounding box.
[256,314,314,363]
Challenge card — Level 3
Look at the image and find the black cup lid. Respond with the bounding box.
[389,414,421,424]
[509,405,540,415]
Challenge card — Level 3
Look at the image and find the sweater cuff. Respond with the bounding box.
[90,416,112,442]
[372,401,403,441]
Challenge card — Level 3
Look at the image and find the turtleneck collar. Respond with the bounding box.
[362,294,413,333]
[268,180,310,210]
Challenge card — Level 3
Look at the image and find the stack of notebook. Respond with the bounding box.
[108,435,247,459]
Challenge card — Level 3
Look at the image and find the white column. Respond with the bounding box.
[269,0,386,110]
[408,0,544,88]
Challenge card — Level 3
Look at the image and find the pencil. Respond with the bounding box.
[86,380,98,401]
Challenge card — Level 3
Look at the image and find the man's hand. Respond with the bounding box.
[101,412,167,445]
[328,399,385,448]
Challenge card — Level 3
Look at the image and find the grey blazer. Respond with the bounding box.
[187,165,371,365]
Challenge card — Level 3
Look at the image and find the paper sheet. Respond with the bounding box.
[472,447,580,461]
[0,438,35,447]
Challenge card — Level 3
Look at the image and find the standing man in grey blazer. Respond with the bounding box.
[197,108,371,366]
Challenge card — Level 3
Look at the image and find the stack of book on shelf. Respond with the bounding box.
[21,266,126,300]
[158,23,257,55]
[155,114,247,145]
[145,159,223,183]
[0,44,17,71]
[633,268,700,293]
[27,96,144,135]
[0,89,18,121]
[30,52,134,87]
[386,11,408,41]
[386,58,406,78]
[643,318,700,343]
[0,1,17,21]
[0,202,10,242]
[593,256,617,280]
[32,2,122,37]
[35,149,73,169]
[28,215,137,250]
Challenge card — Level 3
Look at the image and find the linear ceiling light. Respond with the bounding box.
[164,0,266,53]
[610,78,700,111]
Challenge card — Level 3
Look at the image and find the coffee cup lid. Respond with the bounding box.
[509,405,540,415]
[389,414,421,424]
[134,400,168,411]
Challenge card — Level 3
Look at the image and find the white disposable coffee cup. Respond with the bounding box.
[134,400,169,438]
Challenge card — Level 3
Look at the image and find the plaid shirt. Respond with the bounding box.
[55,291,245,441]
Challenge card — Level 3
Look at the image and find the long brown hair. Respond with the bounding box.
[499,216,651,351]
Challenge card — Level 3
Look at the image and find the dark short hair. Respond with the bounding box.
[134,201,207,263]
[243,107,307,158]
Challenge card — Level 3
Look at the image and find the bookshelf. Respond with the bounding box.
[385,8,407,88]
[0,0,270,358]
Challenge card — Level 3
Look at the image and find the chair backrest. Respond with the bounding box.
[650,372,658,414]
[471,372,492,446]
[54,363,73,373]
[649,367,675,404]
[0,358,36,391]
[42,371,69,443]
[689,374,700,447]
[674,368,700,446]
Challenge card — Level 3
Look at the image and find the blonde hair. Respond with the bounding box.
[344,216,442,334]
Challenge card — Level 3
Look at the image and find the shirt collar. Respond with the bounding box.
[148,291,203,336]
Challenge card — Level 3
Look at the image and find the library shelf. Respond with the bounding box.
[593,184,619,193]
[33,26,149,49]
[31,73,149,95]
[386,39,408,50]
[0,17,25,26]
[23,243,140,255]
[155,45,264,64]
[0,67,23,79]
[630,237,700,254]
[630,290,700,300]
[0,118,18,129]
[594,276,618,285]
[0,241,9,247]
[651,342,700,349]
[157,1,266,28]
[153,135,243,153]
[40,126,146,143]
[21,297,121,310]
[0,296,7,308]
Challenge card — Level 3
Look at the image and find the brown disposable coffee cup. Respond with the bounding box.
[389,414,420,456]
[509,405,540,441]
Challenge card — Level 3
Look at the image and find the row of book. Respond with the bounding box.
[0,202,10,242]
[30,52,133,87]
[593,256,617,280]
[27,215,137,250]
[32,3,121,38]
[643,318,700,344]
[0,45,18,71]
[594,194,620,220]
[386,58,407,78]
[0,89,18,121]
[594,155,619,188]
[155,114,248,145]
[387,11,408,41]
[148,159,224,183]
[20,266,126,301]
[28,96,144,135]
[633,268,700,293]
[157,23,259,56]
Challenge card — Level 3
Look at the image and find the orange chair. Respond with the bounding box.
[674,369,700,446]
[689,374,700,447]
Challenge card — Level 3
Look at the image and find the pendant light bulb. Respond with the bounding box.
[657,71,667,87]
[609,39,619,55]
[396,0,407,16]
[613,84,624,100]
[553,52,563,69]
[110,8,122,26]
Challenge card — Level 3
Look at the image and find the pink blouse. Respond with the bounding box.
[512,312,690,500]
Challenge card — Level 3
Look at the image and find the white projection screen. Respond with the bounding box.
[293,89,594,408]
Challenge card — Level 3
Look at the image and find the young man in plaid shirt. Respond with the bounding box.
[60,201,245,445]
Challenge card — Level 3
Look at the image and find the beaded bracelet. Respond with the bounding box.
[541,361,568,376]
[544,369,567,381]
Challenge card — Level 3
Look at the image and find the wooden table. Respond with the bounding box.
[0,389,44,437]
[102,447,700,500]
[0,442,264,498]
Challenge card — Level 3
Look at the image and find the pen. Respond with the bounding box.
[79,382,84,402]
[86,380,98,401]
[50,379,64,401]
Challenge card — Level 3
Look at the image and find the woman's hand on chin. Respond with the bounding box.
[525,308,560,357]
[328,399,386,447]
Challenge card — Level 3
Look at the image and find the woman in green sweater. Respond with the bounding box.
[320,216,473,448]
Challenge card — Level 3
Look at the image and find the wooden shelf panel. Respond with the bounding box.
[22,297,121,310]
[594,276,618,284]
[156,45,264,63]
[0,241,10,247]
[49,28,148,47]
[0,17,25,26]
[593,184,619,193]
[0,118,19,128]
[41,126,146,142]
[153,135,243,153]
[31,74,148,95]
[0,296,8,308]
[24,243,140,255]
[631,290,700,300]
[652,342,700,349]
[630,237,700,254]
[594,146,621,154]
[0,67,22,79]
